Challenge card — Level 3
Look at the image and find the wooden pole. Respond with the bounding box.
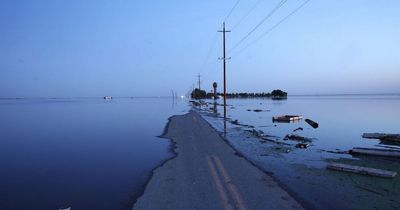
[218,22,230,120]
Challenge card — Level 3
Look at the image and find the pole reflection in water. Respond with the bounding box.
[223,117,227,137]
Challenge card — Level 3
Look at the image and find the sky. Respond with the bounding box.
[0,0,399,97]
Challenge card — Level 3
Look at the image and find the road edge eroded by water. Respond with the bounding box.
[132,111,304,210]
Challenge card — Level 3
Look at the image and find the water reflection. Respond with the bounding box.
[199,95,400,210]
[0,98,188,210]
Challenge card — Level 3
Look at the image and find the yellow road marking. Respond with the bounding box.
[206,156,234,210]
[212,155,248,210]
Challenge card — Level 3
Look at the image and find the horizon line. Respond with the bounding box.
[1,92,400,100]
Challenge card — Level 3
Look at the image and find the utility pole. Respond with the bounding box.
[197,74,201,90]
[218,22,230,120]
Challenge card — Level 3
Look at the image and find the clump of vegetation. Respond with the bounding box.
[218,89,287,99]
[271,89,288,99]
[191,88,207,99]
[191,88,288,100]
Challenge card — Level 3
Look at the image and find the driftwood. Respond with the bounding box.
[350,147,400,158]
[327,163,397,178]
[305,119,318,128]
[293,127,303,132]
[362,133,400,142]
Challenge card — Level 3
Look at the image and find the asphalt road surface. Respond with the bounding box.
[133,111,304,210]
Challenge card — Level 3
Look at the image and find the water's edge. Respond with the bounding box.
[196,112,314,210]
[129,113,183,209]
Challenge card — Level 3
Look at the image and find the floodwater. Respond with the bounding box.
[199,95,400,210]
[0,97,187,210]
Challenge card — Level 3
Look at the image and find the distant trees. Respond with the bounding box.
[215,89,287,99]
[191,88,207,99]
[271,89,288,99]
[191,88,288,100]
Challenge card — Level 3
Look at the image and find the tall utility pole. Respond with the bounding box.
[197,74,201,90]
[218,22,230,119]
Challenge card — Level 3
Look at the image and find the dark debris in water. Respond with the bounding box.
[284,134,313,142]
[293,127,303,132]
[247,109,270,112]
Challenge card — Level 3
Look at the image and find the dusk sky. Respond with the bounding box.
[1,0,399,97]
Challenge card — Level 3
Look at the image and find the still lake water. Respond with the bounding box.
[200,95,400,210]
[1,95,399,210]
[0,98,188,210]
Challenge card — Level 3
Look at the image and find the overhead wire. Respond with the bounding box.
[199,32,219,73]
[233,0,311,56]
[229,0,288,53]
[224,0,241,23]
[200,0,242,87]
[231,0,262,31]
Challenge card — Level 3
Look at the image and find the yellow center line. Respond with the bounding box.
[206,156,234,210]
[212,155,249,210]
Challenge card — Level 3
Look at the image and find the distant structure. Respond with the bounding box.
[104,96,112,100]
[213,82,218,99]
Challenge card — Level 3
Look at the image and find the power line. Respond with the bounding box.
[199,32,219,74]
[196,0,241,89]
[234,0,311,55]
[229,0,288,53]
[231,0,262,31]
[224,0,241,22]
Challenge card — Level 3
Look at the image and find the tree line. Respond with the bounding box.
[191,89,287,99]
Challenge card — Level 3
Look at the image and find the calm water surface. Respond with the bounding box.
[200,95,400,210]
[0,98,188,210]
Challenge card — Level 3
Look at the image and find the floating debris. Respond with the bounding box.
[284,134,312,142]
[249,129,265,137]
[247,109,269,112]
[296,143,309,149]
[362,133,400,142]
[189,100,200,106]
[293,127,303,132]
[272,115,303,123]
[319,149,349,154]
[305,119,318,128]
[230,119,251,127]
[375,144,400,150]
[260,137,291,145]
[327,162,397,178]
[350,147,400,158]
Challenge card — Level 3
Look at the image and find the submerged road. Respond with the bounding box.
[133,111,304,210]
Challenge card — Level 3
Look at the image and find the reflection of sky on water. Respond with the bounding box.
[200,95,400,210]
[217,95,400,151]
[0,98,188,210]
